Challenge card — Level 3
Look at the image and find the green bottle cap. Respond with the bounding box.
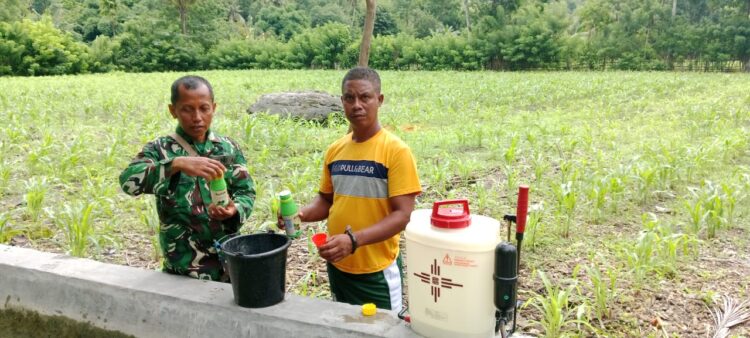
[279,189,291,201]
[210,178,227,191]
[278,189,297,216]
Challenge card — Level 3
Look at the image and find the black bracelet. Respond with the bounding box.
[345,225,358,254]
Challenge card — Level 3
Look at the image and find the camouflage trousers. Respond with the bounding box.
[158,223,233,282]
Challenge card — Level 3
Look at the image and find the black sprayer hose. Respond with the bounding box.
[398,306,410,323]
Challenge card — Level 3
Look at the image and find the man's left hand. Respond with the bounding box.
[208,199,237,221]
[318,234,353,263]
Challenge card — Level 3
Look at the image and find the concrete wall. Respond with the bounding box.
[0,245,416,338]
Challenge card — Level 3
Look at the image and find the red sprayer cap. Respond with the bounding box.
[431,200,471,229]
[516,186,529,234]
[311,233,327,248]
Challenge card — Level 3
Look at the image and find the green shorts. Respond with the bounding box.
[326,255,404,312]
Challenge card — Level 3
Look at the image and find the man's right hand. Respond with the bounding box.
[277,210,304,230]
[171,157,226,180]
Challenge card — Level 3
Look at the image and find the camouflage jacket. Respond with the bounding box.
[119,126,255,279]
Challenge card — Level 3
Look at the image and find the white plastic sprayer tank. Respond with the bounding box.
[405,200,501,338]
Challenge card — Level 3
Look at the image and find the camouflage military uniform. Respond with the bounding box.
[119,126,255,281]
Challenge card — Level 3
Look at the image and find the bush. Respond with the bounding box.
[0,17,92,76]
[208,38,290,70]
[287,23,353,69]
[115,19,206,72]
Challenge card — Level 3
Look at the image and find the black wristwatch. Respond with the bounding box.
[345,225,358,254]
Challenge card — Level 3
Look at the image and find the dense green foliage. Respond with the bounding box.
[0,0,749,74]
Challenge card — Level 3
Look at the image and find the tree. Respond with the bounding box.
[254,5,310,40]
[358,0,376,66]
[463,0,472,34]
[0,17,92,75]
[99,0,120,34]
[372,6,397,36]
[170,0,197,34]
[31,0,51,15]
[0,0,30,22]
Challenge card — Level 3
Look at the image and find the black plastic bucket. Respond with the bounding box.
[221,233,291,308]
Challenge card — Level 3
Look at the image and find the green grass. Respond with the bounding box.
[0,70,748,336]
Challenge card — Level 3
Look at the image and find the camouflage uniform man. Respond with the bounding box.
[119,75,255,281]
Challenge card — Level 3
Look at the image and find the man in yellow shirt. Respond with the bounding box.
[298,67,421,312]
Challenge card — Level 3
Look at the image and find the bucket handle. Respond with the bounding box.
[220,229,276,256]
[431,199,470,218]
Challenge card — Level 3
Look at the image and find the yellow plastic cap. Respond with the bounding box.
[361,303,377,316]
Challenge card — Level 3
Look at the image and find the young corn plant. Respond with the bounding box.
[624,214,697,283]
[623,229,657,285]
[23,177,49,222]
[504,164,518,205]
[56,201,97,257]
[473,182,491,215]
[633,165,657,205]
[606,175,626,215]
[294,269,329,298]
[26,132,53,174]
[655,163,677,191]
[720,183,737,227]
[553,181,577,238]
[528,270,596,338]
[705,193,724,239]
[425,159,450,197]
[559,160,580,184]
[454,159,481,187]
[523,209,543,250]
[585,264,618,325]
[138,199,161,262]
[683,197,707,235]
[57,140,84,181]
[0,212,21,243]
[504,135,519,165]
[532,153,550,183]
[0,162,10,196]
[586,177,609,224]
[653,145,680,189]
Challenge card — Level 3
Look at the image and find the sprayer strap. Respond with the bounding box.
[170,133,199,157]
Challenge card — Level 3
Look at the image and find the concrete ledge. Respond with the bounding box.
[0,245,417,338]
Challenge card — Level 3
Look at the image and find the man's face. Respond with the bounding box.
[168,84,216,142]
[341,79,383,131]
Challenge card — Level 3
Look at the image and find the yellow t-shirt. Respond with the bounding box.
[320,129,421,274]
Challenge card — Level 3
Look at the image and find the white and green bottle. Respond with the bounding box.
[210,178,229,207]
[278,190,301,238]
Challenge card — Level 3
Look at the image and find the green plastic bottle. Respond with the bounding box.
[210,178,229,207]
[278,189,301,238]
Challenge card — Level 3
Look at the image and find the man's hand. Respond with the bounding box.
[171,157,226,180]
[318,234,353,262]
[277,210,305,230]
[208,199,237,221]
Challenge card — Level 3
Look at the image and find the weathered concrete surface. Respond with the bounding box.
[247,91,343,122]
[0,245,533,338]
[0,245,414,338]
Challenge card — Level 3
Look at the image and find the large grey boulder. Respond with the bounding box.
[247,91,343,122]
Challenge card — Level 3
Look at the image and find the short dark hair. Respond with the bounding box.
[341,67,381,94]
[171,75,214,105]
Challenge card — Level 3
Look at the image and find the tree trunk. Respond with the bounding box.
[462,0,471,34]
[180,6,188,34]
[358,0,376,67]
[671,0,677,18]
